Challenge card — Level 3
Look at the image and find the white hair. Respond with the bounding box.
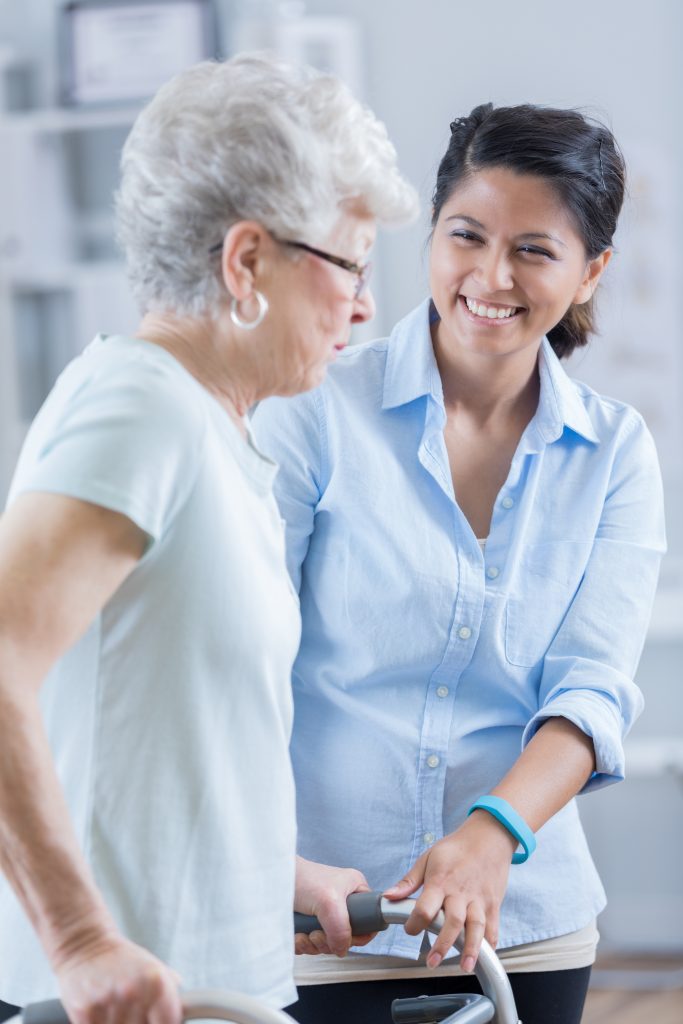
[115,52,418,317]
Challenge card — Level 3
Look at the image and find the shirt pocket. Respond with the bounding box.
[504,541,588,668]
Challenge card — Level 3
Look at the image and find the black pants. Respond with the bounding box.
[286,966,591,1024]
[0,1002,20,1024]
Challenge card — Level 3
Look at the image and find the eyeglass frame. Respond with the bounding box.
[208,236,372,299]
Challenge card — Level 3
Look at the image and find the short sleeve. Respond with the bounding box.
[251,390,324,592]
[522,414,666,791]
[9,347,206,544]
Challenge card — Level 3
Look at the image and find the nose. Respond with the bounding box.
[474,246,514,293]
[351,286,376,324]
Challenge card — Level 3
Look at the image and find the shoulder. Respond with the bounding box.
[52,334,207,448]
[571,375,654,450]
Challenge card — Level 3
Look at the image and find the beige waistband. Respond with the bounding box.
[294,920,599,985]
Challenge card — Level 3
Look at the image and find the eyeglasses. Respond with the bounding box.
[209,237,372,299]
[280,240,372,299]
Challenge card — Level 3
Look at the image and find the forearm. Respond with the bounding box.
[488,716,596,831]
[0,682,115,967]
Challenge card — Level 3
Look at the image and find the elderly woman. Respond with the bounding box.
[0,53,417,1024]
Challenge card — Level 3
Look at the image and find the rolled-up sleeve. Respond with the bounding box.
[522,415,666,791]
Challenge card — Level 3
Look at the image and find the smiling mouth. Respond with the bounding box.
[461,295,525,320]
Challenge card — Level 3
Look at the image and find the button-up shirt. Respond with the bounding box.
[252,298,665,954]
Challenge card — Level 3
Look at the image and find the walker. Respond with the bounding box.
[12,892,521,1024]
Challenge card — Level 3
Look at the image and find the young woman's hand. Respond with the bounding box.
[294,856,376,957]
[383,811,517,972]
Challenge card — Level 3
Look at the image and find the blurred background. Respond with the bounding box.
[0,0,681,984]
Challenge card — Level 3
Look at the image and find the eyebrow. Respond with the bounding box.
[445,214,567,249]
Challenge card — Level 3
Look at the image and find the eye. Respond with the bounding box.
[517,245,556,261]
[449,230,483,244]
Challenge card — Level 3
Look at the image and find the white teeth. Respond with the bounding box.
[465,296,518,319]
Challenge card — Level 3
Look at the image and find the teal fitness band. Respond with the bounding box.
[467,795,537,864]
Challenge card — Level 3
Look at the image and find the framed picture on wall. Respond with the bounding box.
[58,0,217,106]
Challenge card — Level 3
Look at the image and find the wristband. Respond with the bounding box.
[467,795,536,864]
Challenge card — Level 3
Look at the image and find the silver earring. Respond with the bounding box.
[230,291,268,330]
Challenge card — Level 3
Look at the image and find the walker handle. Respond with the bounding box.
[22,1004,68,1024]
[294,890,388,936]
[20,990,298,1024]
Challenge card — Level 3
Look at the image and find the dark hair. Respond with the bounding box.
[431,103,625,358]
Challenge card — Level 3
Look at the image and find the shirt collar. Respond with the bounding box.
[382,299,599,446]
[536,338,600,445]
[382,298,443,410]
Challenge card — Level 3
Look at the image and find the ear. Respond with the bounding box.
[217,221,272,299]
[572,249,612,304]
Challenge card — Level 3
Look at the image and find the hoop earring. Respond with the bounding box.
[230,291,268,330]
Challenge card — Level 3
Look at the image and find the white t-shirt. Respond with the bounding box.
[0,335,301,1009]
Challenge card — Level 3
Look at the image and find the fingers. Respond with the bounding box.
[315,895,353,957]
[424,899,489,973]
[455,902,487,974]
[384,853,427,901]
[294,929,332,956]
[146,968,183,1024]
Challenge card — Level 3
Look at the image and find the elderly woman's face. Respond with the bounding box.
[268,203,376,395]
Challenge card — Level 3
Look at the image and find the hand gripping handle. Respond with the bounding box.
[293,890,388,936]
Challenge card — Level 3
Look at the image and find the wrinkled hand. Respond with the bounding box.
[55,931,182,1024]
[294,856,376,957]
[384,811,516,973]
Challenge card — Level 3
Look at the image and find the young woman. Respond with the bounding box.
[252,103,666,1024]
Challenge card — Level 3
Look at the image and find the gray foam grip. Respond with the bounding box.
[22,1000,70,1024]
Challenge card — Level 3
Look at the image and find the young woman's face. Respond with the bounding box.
[429,166,607,360]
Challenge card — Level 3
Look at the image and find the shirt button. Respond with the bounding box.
[487,566,500,579]
[423,832,436,845]
[502,496,514,509]
[458,626,472,640]
[427,754,440,768]
[436,685,449,698]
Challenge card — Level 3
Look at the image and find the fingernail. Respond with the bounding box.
[462,956,475,973]
[383,886,399,896]
[427,952,442,969]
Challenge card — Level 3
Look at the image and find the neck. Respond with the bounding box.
[432,321,541,424]
[136,309,264,435]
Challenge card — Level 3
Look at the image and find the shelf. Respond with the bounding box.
[0,104,143,134]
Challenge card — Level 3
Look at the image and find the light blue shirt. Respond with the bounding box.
[252,299,665,954]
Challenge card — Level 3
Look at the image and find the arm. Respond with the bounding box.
[0,492,182,1024]
[385,717,594,971]
[251,392,323,590]
[254,396,377,957]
